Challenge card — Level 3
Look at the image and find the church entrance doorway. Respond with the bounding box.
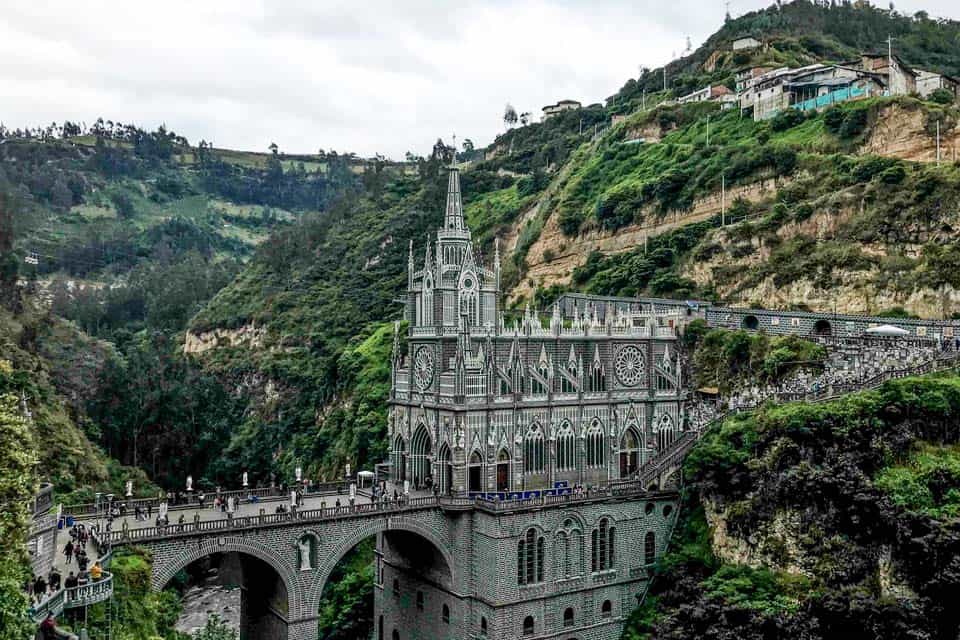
[619,428,640,478]
[496,449,510,492]
[468,451,483,492]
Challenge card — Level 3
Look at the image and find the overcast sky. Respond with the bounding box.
[2,1,957,159]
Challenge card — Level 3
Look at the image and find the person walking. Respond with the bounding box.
[63,540,74,565]
[32,575,47,602]
[48,568,61,592]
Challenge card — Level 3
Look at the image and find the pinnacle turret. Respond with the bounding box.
[444,167,465,231]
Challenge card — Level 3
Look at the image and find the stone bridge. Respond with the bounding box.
[77,484,680,640]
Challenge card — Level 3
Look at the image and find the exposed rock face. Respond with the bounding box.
[705,499,918,602]
[511,177,787,302]
[704,498,812,577]
[183,324,266,355]
[862,103,960,163]
[686,201,960,318]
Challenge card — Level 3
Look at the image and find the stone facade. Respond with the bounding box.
[375,496,678,640]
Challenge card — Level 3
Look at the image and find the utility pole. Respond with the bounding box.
[721,173,726,226]
[887,35,896,94]
[936,120,941,166]
[706,116,711,146]
[642,88,646,110]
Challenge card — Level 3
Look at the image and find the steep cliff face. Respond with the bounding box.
[513,177,786,301]
[625,376,960,639]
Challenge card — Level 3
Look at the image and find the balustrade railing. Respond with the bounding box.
[29,573,114,622]
[63,481,350,517]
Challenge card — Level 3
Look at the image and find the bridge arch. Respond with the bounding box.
[306,517,455,608]
[151,536,302,620]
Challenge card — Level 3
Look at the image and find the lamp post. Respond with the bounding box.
[94,492,102,536]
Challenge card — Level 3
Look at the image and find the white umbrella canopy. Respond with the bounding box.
[864,324,911,337]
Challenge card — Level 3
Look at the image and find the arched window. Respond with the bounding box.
[512,360,524,394]
[590,359,605,392]
[499,377,511,396]
[601,600,612,618]
[656,413,676,451]
[481,617,487,636]
[556,422,575,471]
[522,616,535,636]
[442,604,450,624]
[555,531,570,579]
[591,518,614,572]
[645,531,656,565]
[523,424,545,474]
[422,276,433,326]
[609,525,616,567]
[564,607,574,627]
[537,536,544,582]
[416,591,423,610]
[518,527,544,585]
[531,363,549,395]
[378,615,383,640]
[586,419,604,468]
[410,423,432,489]
[393,630,400,640]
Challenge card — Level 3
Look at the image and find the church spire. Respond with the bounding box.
[444,167,465,231]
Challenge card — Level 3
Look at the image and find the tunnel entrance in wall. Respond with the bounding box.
[742,315,759,330]
[813,319,832,336]
[320,529,454,640]
[166,552,289,640]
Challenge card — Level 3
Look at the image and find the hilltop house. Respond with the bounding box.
[849,52,917,96]
[739,65,822,120]
[541,100,581,120]
[732,36,761,51]
[787,65,886,113]
[678,84,732,105]
[916,70,960,101]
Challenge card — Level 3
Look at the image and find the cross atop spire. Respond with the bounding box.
[444,167,465,231]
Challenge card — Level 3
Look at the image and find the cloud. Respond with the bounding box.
[1,0,957,159]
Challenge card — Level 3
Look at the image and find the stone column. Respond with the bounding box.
[286,617,319,640]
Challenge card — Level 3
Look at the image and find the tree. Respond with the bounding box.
[928,88,955,105]
[504,103,518,130]
[194,615,237,640]
[0,379,37,640]
[462,139,474,153]
[519,112,532,126]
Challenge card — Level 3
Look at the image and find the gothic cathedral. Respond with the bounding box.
[388,167,686,496]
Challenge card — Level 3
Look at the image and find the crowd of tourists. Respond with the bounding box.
[26,523,106,616]
[724,338,951,411]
